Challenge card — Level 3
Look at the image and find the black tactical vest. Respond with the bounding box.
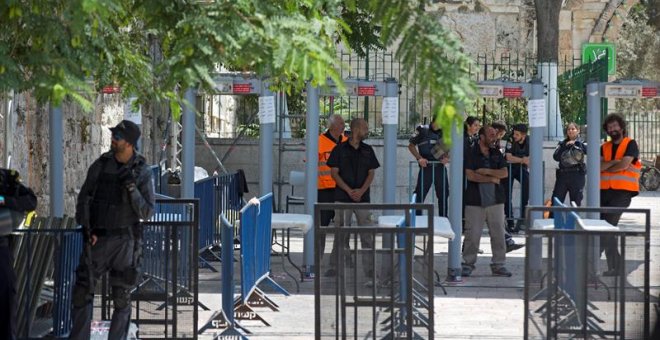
[89,159,139,229]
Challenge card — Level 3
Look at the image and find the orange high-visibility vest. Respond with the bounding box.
[600,137,641,192]
[318,133,347,190]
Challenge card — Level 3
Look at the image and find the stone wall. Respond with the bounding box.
[433,0,637,61]
[0,93,159,216]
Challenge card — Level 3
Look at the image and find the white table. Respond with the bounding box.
[378,215,455,240]
[532,218,618,231]
[270,213,313,290]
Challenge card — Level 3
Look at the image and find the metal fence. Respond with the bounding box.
[524,205,652,339]
[314,202,435,339]
[11,216,81,339]
[120,198,200,339]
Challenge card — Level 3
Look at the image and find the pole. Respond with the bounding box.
[382,80,398,204]
[303,83,320,275]
[585,82,601,217]
[528,79,545,277]
[586,81,602,275]
[447,112,464,281]
[181,88,196,198]
[259,89,275,197]
[49,104,64,217]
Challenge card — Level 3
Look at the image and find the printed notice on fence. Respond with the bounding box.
[381,97,399,125]
[258,96,276,124]
[527,99,546,127]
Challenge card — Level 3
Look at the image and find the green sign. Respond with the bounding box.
[582,43,616,75]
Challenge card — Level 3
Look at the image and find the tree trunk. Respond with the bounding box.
[535,0,563,62]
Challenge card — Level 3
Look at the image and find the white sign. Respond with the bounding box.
[381,97,399,125]
[604,85,642,98]
[124,97,142,125]
[258,96,276,124]
[477,85,504,98]
[527,99,546,128]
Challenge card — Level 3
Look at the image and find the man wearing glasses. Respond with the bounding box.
[71,120,155,340]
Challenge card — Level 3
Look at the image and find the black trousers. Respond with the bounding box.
[70,234,135,340]
[504,166,529,222]
[318,188,337,255]
[600,190,633,271]
[551,169,585,206]
[413,164,449,217]
[0,239,16,340]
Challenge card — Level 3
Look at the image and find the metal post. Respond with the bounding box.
[447,114,463,281]
[181,88,196,198]
[259,89,275,196]
[382,80,398,204]
[586,82,602,273]
[49,104,64,217]
[586,82,601,217]
[303,83,320,273]
[528,79,545,276]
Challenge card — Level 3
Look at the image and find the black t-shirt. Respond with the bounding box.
[326,141,380,202]
[409,125,443,161]
[600,139,639,164]
[464,143,507,207]
[506,136,529,169]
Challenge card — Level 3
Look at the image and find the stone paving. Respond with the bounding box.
[194,192,659,339]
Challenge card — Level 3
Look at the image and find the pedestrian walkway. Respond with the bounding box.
[195,192,659,339]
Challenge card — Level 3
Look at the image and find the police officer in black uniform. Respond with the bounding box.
[71,120,155,340]
[409,121,449,216]
[551,122,587,206]
[504,123,530,233]
[0,169,37,340]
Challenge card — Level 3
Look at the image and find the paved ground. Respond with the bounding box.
[192,192,659,339]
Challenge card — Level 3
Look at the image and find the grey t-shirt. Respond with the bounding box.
[478,183,497,207]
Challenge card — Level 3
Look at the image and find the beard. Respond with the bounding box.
[608,131,621,140]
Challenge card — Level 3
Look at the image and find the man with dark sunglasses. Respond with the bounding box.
[71,120,155,340]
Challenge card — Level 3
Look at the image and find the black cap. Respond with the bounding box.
[513,123,528,133]
[110,120,141,148]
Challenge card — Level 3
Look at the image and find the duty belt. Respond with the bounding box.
[557,166,585,173]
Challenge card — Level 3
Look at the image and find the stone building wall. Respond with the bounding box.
[433,0,637,61]
[0,93,159,216]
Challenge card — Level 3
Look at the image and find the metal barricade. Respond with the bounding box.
[200,193,288,336]
[11,216,81,339]
[125,198,200,339]
[524,205,652,339]
[314,203,435,339]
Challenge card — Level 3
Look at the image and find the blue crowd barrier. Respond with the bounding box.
[131,197,202,338]
[52,227,83,337]
[199,193,285,336]
[11,217,81,339]
[239,193,288,304]
[194,176,217,252]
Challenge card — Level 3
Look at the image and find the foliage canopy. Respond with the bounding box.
[0,0,475,134]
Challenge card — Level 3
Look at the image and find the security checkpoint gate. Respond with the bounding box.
[303,78,399,277]
[444,80,546,281]
[585,80,659,272]
[211,75,282,198]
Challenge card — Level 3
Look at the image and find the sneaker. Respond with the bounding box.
[324,268,337,277]
[506,243,525,253]
[491,266,512,277]
[461,265,473,277]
